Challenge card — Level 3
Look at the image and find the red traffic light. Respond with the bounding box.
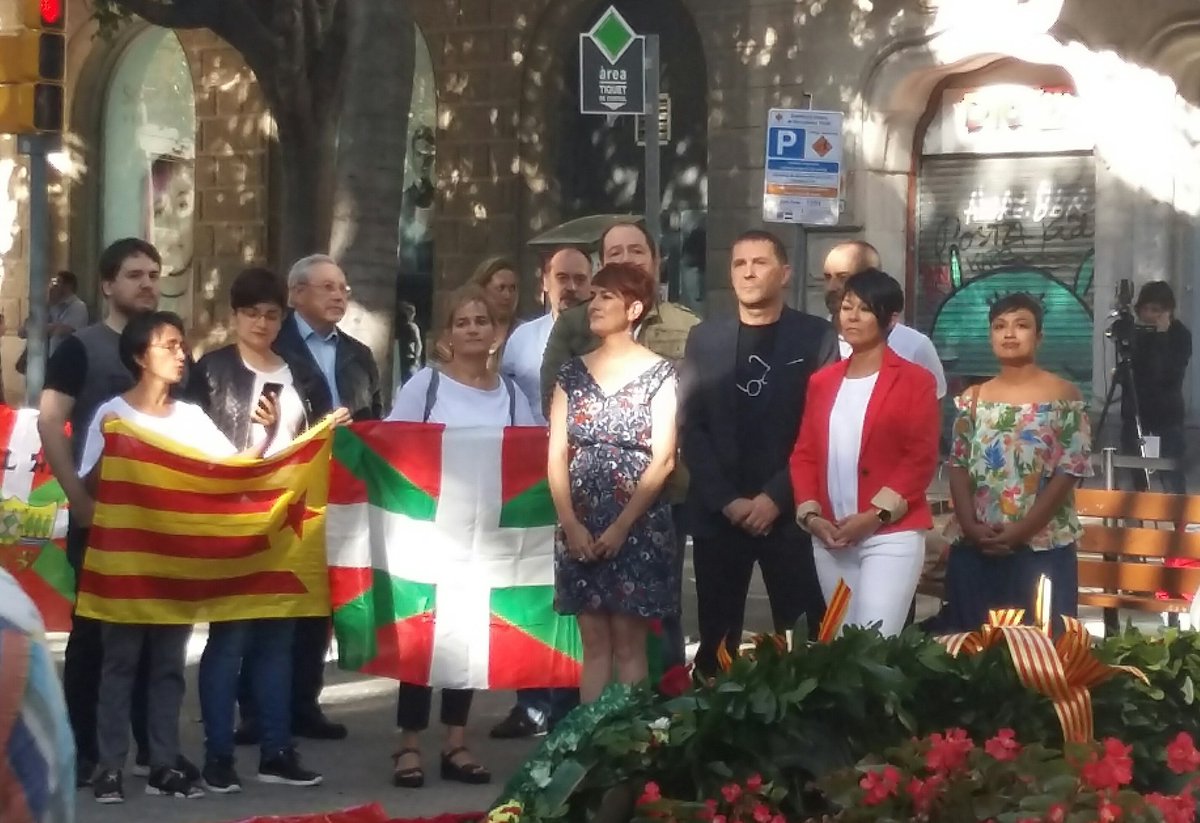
[40,0,63,29]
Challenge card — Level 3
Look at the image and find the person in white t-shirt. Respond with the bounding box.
[500,247,593,426]
[185,268,334,792]
[81,311,279,804]
[823,241,947,398]
[385,286,535,789]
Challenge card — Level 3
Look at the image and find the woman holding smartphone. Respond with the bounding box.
[186,268,338,793]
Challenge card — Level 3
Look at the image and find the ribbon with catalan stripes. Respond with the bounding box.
[936,612,1146,742]
[818,579,852,643]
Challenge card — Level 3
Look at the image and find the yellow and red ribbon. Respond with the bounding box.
[818,579,852,643]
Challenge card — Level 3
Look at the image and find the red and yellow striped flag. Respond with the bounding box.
[75,418,333,625]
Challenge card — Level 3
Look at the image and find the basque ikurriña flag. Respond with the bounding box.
[75,418,333,624]
[327,422,582,690]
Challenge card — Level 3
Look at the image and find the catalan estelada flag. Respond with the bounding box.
[326,422,582,690]
[75,417,333,625]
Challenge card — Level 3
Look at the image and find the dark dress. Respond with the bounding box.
[554,357,679,618]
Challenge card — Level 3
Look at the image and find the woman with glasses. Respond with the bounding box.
[81,311,278,804]
[790,269,940,637]
[185,268,334,794]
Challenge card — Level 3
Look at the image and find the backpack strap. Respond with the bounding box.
[500,374,518,425]
[422,369,440,423]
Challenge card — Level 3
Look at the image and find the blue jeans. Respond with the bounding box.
[515,688,579,726]
[940,542,1078,637]
[199,619,296,760]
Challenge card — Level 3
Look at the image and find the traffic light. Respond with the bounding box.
[0,0,65,133]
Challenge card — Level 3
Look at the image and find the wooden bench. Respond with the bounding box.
[1076,488,1200,615]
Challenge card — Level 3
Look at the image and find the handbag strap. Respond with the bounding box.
[968,383,983,426]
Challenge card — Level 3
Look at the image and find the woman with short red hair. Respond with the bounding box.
[547,262,680,702]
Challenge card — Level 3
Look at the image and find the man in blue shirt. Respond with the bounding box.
[237,254,383,744]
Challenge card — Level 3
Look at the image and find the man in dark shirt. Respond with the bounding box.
[37,238,181,786]
[680,230,837,676]
[1122,281,1193,493]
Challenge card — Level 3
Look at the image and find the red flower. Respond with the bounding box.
[984,728,1021,762]
[751,803,772,823]
[744,774,763,793]
[1146,793,1197,823]
[721,783,742,803]
[1167,732,1200,775]
[638,781,662,805]
[906,774,945,815]
[1097,799,1123,822]
[925,728,974,774]
[658,664,692,697]
[859,765,902,805]
[712,816,727,823]
[1080,739,1134,792]
[1045,804,1067,823]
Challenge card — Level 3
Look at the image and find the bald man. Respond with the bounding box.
[823,241,947,398]
[500,248,593,425]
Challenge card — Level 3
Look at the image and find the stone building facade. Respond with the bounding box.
[1,0,1197,418]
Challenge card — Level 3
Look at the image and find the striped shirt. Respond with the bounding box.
[0,569,74,823]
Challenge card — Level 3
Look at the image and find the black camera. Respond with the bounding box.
[1105,278,1154,356]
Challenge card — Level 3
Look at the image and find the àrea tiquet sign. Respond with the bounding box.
[579,6,645,115]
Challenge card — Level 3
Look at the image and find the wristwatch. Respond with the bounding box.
[874,507,892,525]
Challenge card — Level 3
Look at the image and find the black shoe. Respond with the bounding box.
[93,769,123,803]
[293,715,347,741]
[234,723,261,746]
[489,706,547,739]
[202,756,243,794]
[176,754,202,783]
[440,746,491,785]
[391,748,424,789]
[145,766,204,798]
[257,747,323,787]
[76,758,97,789]
[132,750,150,778]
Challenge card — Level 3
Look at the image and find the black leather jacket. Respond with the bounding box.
[186,344,328,449]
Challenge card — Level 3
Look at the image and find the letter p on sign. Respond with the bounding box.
[768,126,805,159]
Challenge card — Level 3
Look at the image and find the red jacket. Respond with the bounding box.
[789,347,940,533]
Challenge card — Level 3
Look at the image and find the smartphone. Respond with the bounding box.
[261,382,284,399]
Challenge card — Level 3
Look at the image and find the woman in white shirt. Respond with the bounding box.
[82,311,277,804]
[385,286,535,790]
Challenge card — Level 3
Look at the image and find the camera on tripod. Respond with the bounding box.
[1105,278,1155,358]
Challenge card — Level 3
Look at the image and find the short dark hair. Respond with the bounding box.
[54,270,78,292]
[600,220,657,261]
[591,262,657,324]
[842,268,904,327]
[1136,281,1176,313]
[989,292,1045,333]
[733,229,788,264]
[99,238,161,283]
[119,310,184,381]
[230,267,287,310]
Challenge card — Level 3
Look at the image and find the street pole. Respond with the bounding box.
[644,35,661,264]
[17,133,52,407]
[792,93,814,313]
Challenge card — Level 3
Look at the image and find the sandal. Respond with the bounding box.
[440,746,491,785]
[391,748,424,788]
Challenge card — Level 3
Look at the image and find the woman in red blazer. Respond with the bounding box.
[790,269,940,636]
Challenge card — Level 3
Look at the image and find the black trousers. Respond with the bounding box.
[396,683,473,731]
[692,522,824,677]
[240,615,330,727]
[63,524,150,764]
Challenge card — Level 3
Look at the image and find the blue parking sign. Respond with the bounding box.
[767,126,806,160]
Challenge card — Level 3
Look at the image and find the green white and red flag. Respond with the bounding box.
[0,407,73,630]
[326,422,582,689]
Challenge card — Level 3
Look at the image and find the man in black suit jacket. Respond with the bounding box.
[680,230,837,676]
[238,254,383,744]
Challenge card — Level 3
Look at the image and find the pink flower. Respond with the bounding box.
[720,783,742,804]
[925,728,974,774]
[1167,732,1200,775]
[1045,804,1067,823]
[905,774,944,815]
[712,816,727,823]
[1080,739,1133,792]
[637,781,661,805]
[770,817,785,823]
[1097,798,1123,822]
[1146,793,1197,823]
[859,765,902,805]
[744,773,763,793]
[984,728,1021,762]
[751,803,772,823]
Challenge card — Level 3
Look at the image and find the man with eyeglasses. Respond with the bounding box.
[679,230,837,678]
[239,254,382,744]
[38,238,192,787]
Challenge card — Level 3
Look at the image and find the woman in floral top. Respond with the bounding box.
[943,293,1093,634]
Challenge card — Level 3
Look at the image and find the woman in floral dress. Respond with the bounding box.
[944,293,1093,634]
[547,262,679,703]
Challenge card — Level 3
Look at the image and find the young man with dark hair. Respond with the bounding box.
[37,238,196,787]
[1123,280,1193,494]
[681,230,837,676]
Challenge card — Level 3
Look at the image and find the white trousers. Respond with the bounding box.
[813,530,925,637]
